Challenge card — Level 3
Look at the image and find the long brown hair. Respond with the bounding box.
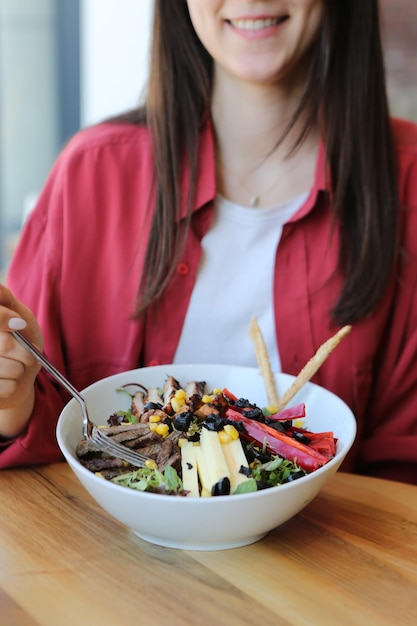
[112,0,399,325]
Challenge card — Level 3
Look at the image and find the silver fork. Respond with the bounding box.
[12,331,151,468]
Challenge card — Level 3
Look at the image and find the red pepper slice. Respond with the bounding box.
[308,438,336,459]
[305,434,337,459]
[265,403,306,421]
[226,408,330,473]
[288,427,337,458]
[222,388,239,402]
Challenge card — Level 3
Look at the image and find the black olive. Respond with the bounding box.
[292,431,312,444]
[238,465,251,477]
[163,417,173,433]
[246,447,271,464]
[173,411,194,432]
[144,401,163,410]
[282,470,307,483]
[203,413,226,432]
[255,480,270,491]
[225,418,244,432]
[211,476,231,496]
[235,398,252,408]
[264,419,287,433]
[243,407,264,421]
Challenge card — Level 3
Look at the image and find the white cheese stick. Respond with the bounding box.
[181,441,200,498]
[199,428,231,494]
[193,445,213,497]
[222,438,251,493]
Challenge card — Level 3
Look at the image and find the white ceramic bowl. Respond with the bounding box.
[56,364,356,551]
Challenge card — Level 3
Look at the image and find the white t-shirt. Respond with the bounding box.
[173,193,307,371]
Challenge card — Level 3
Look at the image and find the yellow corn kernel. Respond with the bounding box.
[202,394,214,403]
[212,388,222,394]
[178,437,187,448]
[145,459,158,470]
[171,389,186,413]
[171,399,182,413]
[265,405,277,414]
[294,419,306,428]
[156,423,170,437]
[149,414,161,423]
[149,422,158,432]
[218,430,232,444]
[223,424,240,440]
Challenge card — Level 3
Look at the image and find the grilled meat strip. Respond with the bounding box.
[145,387,164,406]
[163,375,181,413]
[184,380,206,412]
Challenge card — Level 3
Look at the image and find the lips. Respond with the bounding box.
[228,16,288,31]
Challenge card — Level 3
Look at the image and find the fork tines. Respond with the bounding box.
[92,430,150,468]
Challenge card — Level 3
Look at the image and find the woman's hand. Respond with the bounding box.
[0,284,44,438]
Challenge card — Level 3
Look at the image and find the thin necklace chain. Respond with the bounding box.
[218,154,287,207]
[219,158,282,207]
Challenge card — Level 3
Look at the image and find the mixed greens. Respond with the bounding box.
[76,377,336,497]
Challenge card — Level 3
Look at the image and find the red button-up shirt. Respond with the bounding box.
[3,117,417,483]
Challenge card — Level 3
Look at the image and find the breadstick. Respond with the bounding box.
[273,325,352,412]
[248,317,279,408]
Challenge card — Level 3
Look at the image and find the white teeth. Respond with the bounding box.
[230,17,280,31]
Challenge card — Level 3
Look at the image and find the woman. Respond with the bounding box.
[0,1,416,482]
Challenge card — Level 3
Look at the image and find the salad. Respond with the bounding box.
[76,375,337,497]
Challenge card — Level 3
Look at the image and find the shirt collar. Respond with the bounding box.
[287,137,329,223]
[179,119,328,222]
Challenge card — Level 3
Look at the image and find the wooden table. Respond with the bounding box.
[0,464,416,626]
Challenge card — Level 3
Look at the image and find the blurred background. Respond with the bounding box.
[0,0,416,276]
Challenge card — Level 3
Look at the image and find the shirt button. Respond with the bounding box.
[176,262,189,276]
[148,359,160,366]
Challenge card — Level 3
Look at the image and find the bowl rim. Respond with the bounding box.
[56,364,357,502]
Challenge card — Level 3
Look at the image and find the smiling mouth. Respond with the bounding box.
[228,16,289,31]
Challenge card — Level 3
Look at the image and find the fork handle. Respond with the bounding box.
[12,331,89,431]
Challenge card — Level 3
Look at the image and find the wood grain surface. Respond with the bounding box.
[0,464,415,626]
